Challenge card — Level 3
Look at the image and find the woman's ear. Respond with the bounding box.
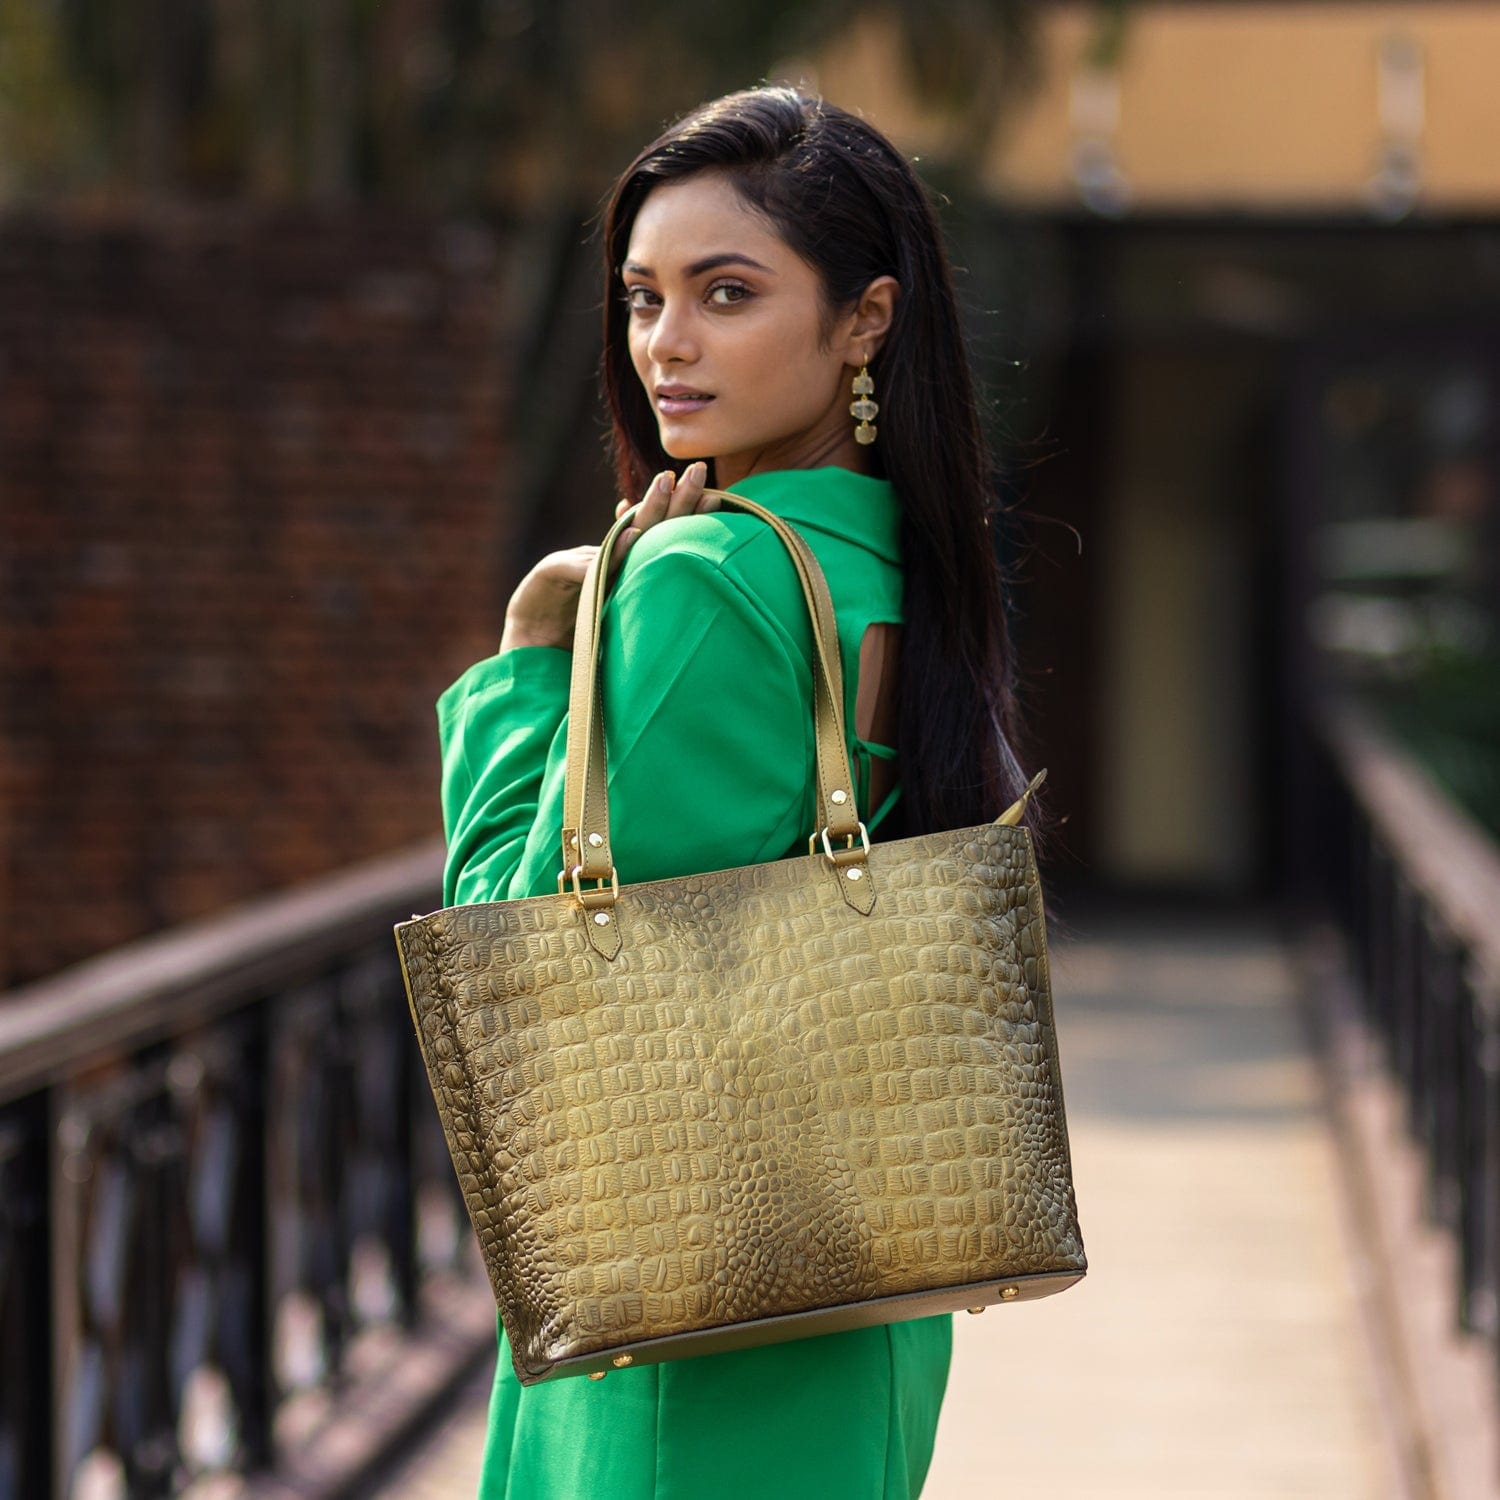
[842,276,900,363]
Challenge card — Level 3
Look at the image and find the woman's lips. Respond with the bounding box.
[657,393,715,414]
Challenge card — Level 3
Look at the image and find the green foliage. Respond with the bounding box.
[0,0,92,195]
[1366,645,1500,839]
[0,0,1044,211]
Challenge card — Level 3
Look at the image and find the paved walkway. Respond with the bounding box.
[364,902,1398,1500]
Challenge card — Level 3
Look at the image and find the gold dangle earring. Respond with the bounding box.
[850,360,878,445]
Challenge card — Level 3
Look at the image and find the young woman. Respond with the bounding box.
[437,84,1048,1500]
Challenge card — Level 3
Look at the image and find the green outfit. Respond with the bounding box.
[436,465,952,1500]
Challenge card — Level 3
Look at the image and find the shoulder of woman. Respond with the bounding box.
[612,511,811,639]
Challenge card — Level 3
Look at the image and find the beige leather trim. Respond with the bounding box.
[520,1268,1087,1385]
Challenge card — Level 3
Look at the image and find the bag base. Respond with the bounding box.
[517,1266,1086,1384]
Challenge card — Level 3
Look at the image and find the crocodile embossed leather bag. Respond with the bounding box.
[394,489,1087,1385]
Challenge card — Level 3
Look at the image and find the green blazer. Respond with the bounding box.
[436,465,951,1500]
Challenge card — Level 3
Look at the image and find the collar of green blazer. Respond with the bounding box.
[714,465,902,566]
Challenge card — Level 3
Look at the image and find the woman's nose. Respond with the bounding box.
[646,296,697,363]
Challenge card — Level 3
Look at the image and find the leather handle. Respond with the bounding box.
[560,488,863,890]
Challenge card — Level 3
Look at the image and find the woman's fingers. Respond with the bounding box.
[610,462,720,568]
[632,468,676,530]
[629,462,720,528]
[669,459,714,516]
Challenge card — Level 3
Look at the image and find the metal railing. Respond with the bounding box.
[1310,696,1500,1388]
[0,838,494,1500]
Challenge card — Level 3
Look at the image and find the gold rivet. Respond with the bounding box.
[588,1371,607,1381]
[1000,1285,1019,1300]
[587,832,603,847]
[593,911,610,925]
[568,833,578,847]
[830,789,848,805]
[966,1306,985,1315]
[846,867,863,881]
[611,1353,633,1368]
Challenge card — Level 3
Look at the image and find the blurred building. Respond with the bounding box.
[815,0,1500,903]
[6,1,1496,983]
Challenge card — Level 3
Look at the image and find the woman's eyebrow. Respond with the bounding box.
[621,253,776,278]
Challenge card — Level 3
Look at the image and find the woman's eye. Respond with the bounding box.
[621,282,751,313]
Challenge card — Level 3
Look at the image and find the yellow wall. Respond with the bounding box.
[813,2,1500,212]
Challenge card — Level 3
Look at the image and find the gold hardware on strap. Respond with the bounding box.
[569,863,619,906]
[811,821,871,863]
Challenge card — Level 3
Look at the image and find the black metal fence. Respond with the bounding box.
[1310,697,1500,1397]
[0,840,491,1500]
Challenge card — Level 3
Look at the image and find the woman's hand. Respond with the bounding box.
[498,461,717,651]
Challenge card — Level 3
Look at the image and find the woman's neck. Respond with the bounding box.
[710,423,877,490]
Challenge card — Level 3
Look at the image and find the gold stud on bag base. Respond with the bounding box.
[394,492,1085,1386]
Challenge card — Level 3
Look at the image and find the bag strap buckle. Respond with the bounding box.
[558,864,620,907]
[810,821,871,866]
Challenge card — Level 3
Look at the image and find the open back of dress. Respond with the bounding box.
[855,621,901,831]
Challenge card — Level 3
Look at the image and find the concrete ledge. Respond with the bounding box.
[1295,920,1500,1500]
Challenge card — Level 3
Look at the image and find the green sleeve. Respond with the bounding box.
[436,645,572,908]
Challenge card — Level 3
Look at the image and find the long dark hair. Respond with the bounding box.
[597,85,1051,856]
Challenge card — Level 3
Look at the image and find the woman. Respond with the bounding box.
[437,85,1048,1500]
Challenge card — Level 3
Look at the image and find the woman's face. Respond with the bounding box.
[622,171,896,488]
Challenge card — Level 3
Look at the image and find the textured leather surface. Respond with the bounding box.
[395,817,1087,1384]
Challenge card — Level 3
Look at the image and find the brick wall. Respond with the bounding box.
[0,206,521,989]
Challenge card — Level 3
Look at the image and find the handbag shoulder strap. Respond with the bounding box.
[560,487,865,913]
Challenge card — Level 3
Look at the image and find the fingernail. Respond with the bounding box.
[691,461,706,481]
[660,470,675,490]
